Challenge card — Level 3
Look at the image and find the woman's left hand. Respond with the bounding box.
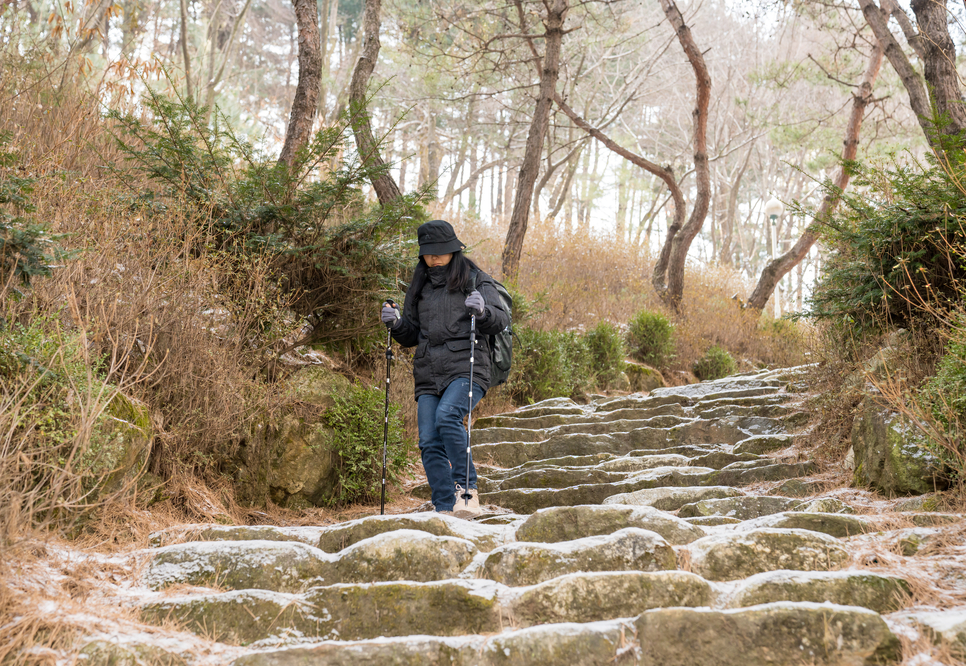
[465,290,485,315]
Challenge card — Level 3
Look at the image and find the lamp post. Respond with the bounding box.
[764,197,785,317]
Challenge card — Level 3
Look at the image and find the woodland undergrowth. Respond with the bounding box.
[0,63,808,567]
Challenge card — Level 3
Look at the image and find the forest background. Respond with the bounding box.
[3,0,966,564]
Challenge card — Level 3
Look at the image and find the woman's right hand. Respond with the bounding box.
[381,302,400,327]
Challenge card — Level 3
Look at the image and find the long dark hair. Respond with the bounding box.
[407,251,481,302]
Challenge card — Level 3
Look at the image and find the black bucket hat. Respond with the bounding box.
[417,219,466,256]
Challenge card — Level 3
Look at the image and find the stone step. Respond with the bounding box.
[737,511,873,538]
[473,420,755,467]
[481,466,719,513]
[513,504,707,545]
[603,485,746,511]
[141,530,481,592]
[724,570,911,613]
[509,571,714,626]
[313,512,510,553]
[480,462,815,514]
[687,528,851,581]
[468,528,677,586]
[676,496,802,520]
[141,579,504,645]
[632,602,898,666]
[223,601,897,666]
[474,401,688,430]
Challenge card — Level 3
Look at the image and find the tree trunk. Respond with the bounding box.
[910,0,966,137]
[857,0,936,148]
[348,0,402,205]
[657,0,712,308]
[277,0,322,169]
[720,146,753,267]
[501,0,569,281]
[202,0,253,123]
[746,42,884,312]
[179,0,194,103]
[554,93,687,282]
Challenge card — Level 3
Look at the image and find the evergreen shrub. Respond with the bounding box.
[506,327,591,404]
[918,328,966,476]
[584,321,626,389]
[693,345,737,380]
[627,309,675,368]
[808,158,966,334]
[323,383,413,506]
[0,132,62,294]
[107,91,428,350]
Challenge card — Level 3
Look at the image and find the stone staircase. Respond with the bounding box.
[107,367,966,665]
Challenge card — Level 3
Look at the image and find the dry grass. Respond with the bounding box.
[444,209,809,376]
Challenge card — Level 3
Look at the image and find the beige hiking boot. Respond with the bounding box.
[453,485,481,519]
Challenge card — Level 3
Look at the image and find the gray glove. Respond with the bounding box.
[381,303,400,327]
[465,290,485,315]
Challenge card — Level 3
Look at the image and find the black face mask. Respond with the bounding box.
[427,265,448,288]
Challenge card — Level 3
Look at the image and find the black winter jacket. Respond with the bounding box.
[391,267,510,399]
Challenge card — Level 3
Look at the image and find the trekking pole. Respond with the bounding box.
[381,299,396,516]
[462,311,477,507]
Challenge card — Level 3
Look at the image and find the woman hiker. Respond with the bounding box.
[380,219,510,519]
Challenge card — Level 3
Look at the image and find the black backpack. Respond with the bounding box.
[468,270,513,386]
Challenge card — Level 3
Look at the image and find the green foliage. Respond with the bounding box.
[0,132,61,291]
[584,321,626,389]
[693,345,737,381]
[106,90,429,348]
[807,158,966,334]
[0,314,147,531]
[323,383,413,507]
[919,331,966,476]
[505,327,592,404]
[627,309,675,368]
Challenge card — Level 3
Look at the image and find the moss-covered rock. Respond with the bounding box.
[634,602,899,665]
[687,528,850,581]
[77,639,186,666]
[726,570,911,612]
[769,478,825,497]
[316,513,505,553]
[514,504,706,545]
[684,515,742,526]
[596,454,691,472]
[495,467,628,491]
[302,580,503,640]
[140,590,313,645]
[623,361,666,392]
[149,524,327,547]
[898,609,966,654]
[511,571,713,625]
[795,497,855,514]
[230,636,481,666]
[732,434,794,455]
[141,540,336,592]
[234,366,353,509]
[603,485,744,511]
[334,529,477,583]
[477,528,676,586]
[894,527,944,556]
[850,395,948,496]
[739,511,872,538]
[84,392,153,500]
[676,496,800,520]
[700,461,816,486]
[893,494,940,512]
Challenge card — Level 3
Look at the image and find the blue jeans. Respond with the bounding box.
[417,377,483,512]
